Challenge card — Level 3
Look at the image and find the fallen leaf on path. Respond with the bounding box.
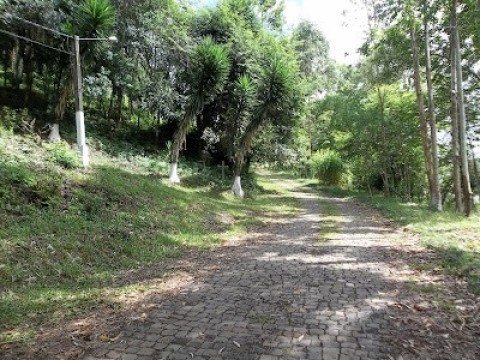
[97,334,110,342]
[414,301,430,311]
[233,340,240,348]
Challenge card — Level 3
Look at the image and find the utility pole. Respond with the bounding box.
[0,17,116,168]
[72,35,89,167]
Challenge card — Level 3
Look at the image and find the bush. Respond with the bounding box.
[310,150,345,186]
[45,142,80,169]
[0,159,62,212]
[0,107,31,130]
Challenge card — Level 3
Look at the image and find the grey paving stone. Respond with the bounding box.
[83,186,404,360]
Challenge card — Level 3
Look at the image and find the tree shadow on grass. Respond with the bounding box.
[428,246,480,294]
[0,165,302,354]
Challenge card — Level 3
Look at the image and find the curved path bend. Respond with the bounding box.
[85,179,478,360]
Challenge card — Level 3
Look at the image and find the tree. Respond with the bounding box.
[451,0,473,215]
[168,37,230,183]
[292,20,332,93]
[362,0,449,209]
[232,52,299,197]
[424,0,442,211]
[291,20,332,163]
[410,18,436,205]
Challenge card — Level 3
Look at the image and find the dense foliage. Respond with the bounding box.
[0,0,479,206]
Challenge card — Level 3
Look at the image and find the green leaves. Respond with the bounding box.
[77,0,115,36]
[257,53,296,121]
[236,75,255,97]
[310,150,345,186]
[188,36,230,105]
[292,20,331,93]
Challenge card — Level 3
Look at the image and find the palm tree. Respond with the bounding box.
[169,37,230,183]
[232,53,297,197]
[49,0,115,141]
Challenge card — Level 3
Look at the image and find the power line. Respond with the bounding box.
[8,14,72,39]
[0,28,72,55]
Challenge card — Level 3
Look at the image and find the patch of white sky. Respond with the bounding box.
[194,0,369,65]
[284,0,368,65]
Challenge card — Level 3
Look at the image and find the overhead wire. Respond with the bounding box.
[0,28,72,55]
[7,14,72,39]
[0,14,72,54]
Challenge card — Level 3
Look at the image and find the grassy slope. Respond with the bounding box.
[0,126,299,344]
[315,185,480,293]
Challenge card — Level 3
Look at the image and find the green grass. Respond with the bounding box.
[317,198,341,242]
[314,185,480,294]
[0,126,300,345]
[249,314,275,324]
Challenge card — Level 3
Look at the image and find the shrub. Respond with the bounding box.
[310,150,345,186]
[45,142,80,169]
[0,107,32,130]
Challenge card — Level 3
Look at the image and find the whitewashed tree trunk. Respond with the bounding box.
[169,162,180,184]
[232,176,244,198]
[48,123,61,142]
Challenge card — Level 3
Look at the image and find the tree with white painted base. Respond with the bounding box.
[231,54,298,197]
[169,37,230,183]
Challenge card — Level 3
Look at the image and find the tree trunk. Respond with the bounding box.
[108,90,114,121]
[49,73,73,142]
[450,29,463,213]
[10,38,20,89]
[169,116,190,183]
[406,165,412,200]
[377,86,390,197]
[3,49,8,87]
[23,44,34,106]
[424,13,442,211]
[114,87,123,123]
[452,0,473,216]
[469,133,479,201]
[129,97,134,122]
[232,157,244,198]
[232,111,265,197]
[410,24,435,204]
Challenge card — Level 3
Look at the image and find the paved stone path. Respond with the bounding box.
[85,182,414,360]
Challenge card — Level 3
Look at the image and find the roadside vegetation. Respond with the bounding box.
[1,0,480,351]
[0,122,299,345]
[315,185,480,294]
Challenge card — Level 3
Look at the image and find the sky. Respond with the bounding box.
[195,0,369,65]
[283,0,368,65]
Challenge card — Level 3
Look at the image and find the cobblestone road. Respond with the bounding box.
[85,183,415,360]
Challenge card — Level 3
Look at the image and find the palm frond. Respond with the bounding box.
[74,0,115,37]
[188,36,230,108]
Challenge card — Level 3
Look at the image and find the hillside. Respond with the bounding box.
[0,121,299,347]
